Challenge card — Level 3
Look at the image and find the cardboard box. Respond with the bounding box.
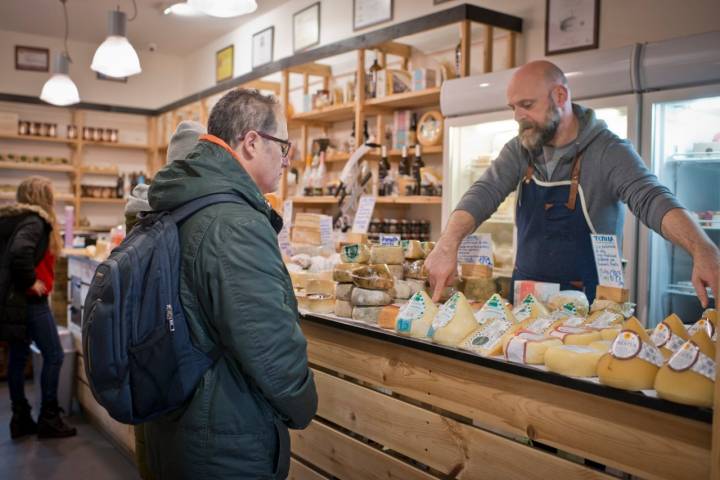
[412,68,437,91]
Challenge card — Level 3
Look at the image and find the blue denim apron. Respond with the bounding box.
[512,152,599,304]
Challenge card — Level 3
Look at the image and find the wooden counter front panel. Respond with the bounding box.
[302,321,711,480]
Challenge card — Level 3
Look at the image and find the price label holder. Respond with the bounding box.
[591,234,629,303]
[278,199,293,256]
[458,233,494,266]
[379,234,401,246]
[352,195,376,234]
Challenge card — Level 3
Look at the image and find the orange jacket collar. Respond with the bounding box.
[199,134,242,164]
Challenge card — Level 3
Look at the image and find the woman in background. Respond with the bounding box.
[0,176,76,439]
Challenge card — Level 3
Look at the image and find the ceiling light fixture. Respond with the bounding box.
[91,1,142,78]
[187,0,257,18]
[163,2,200,16]
[40,0,80,106]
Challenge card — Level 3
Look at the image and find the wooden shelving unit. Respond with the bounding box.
[291,195,441,206]
[81,165,119,176]
[291,196,337,204]
[0,133,78,146]
[80,197,126,204]
[0,191,74,202]
[82,140,149,151]
[291,103,356,123]
[0,161,74,173]
[364,87,441,110]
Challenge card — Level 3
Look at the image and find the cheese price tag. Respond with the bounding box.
[590,234,625,288]
[319,214,334,248]
[379,234,401,246]
[278,199,293,256]
[352,195,376,233]
[458,234,493,266]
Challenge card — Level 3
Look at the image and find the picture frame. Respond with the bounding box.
[545,0,600,55]
[417,110,444,147]
[216,45,234,83]
[293,2,320,53]
[433,0,453,4]
[252,26,274,69]
[353,0,393,31]
[15,46,49,72]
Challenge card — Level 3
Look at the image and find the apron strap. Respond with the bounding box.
[523,162,534,184]
[565,152,584,211]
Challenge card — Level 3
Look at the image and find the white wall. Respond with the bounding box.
[0,29,183,110]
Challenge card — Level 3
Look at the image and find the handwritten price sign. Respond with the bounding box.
[458,234,494,266]
[591,234,625,288]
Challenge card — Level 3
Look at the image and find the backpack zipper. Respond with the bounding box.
[166,305,175,332]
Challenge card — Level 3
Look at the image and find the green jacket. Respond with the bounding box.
[145,138,317,480]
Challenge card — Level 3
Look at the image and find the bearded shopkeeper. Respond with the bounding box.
[425,60,720,306]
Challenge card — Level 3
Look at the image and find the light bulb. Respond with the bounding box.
[91,10,142,78]
[188,0,257,18]
[40,53,80,106]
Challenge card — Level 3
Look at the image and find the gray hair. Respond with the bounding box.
[207,89,280,149]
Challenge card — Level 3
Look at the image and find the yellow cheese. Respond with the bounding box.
[306,279,335,296]
[462,276,496,303]
[544,345,604,377]
[654,330,716,408]
[335,283,354,301]
[547,290,589,316]
[305,294,335,314]
[474,294,517,325]
[430,292,478,346]
[352,306,384,324]
[512,294,550,322]
[387,264,405,280]
[395,291,438,338]
[369,245,404,265]
[597,317,664,391]
[341,243,370,264]
[589,340,612,352]
[460,319,522,356]
[378,304,401,330]
[404,259,428,280]
[334,299,352,318]
[520,316,564,335]
[460,263,493,278]
[688,312,717,343]
[392,280,414,300]
[351,287,393,307]
[401,240,426,260]
[585,309,624,342]
[289,271,310,290]
[600,327,621,341]
[548,326,601,345]
[333,263,360,282]
[650,313,690,360]
[503,332,562,364]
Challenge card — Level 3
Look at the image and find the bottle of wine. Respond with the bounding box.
[350,121,356,148]
[399,145,409,176]
[455,42,462,77]
[408,112,418,146]
[116,175,124,199]
[379,145,390,196]
[368,56,382,98]
[363,120,370,143]
[412,144,424,195]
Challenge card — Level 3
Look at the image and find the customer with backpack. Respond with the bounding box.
[0,176,76,439]
[142,89,317,479]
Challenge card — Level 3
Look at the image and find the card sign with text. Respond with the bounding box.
[457,234,494,266]
[278,200,293,256]
[319,215,334,247]
[591,234,624,287]
[352,195,376,233]
[379,234,401,246]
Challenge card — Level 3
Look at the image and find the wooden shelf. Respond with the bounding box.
[81,166,119,176]
[0,133,77,146]
[291,196,338,204]
[0,191,74,202]
[82,141,149,150]
[292,103,355,123]
[364,87,441,110]
[375,196,442,205]
[366,145,443,159]
[326,152,351,162]
[80,197,126,204]
[0,161,74,173]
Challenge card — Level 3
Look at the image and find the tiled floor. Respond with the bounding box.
[0,381,139,480]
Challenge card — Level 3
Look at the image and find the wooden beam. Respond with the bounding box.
[242,79,281,94]
[484,25,494,73]
[288,63,332,78]
[355,49,366,149]
[288,458,329,480]
[459,20,471,77]
[374,41,411,59]
[506,31,517,69]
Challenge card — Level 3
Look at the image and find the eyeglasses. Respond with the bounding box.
[255,131,292,158]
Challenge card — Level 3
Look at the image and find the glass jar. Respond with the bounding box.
[92,128,102,142]
[387,219,399,235]
[18,121,28,135]
[102,128,111,142]
[399,219,410,237]
[67,124,77,139]
[110,129,119,143]
[29,122,39,136]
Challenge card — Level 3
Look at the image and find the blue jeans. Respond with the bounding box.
[8,301,64,406]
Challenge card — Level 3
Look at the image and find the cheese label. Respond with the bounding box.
[342,244,361,262]
[669,341,700,372]
[588,311,620,329]
[651,322,671,348]
[563,316,586,327]
[549,326,588,340]
[561,303,578,315]
[559,345,596,354]
[638,342,665,367]
[380,234,401,246]
[474,294,506,325]
[470,319,511,350]
[513,304,532,322]
[526,316,555,334]
[505,336,531,363]
[611,331,642,359]
[401,239,410,253]
[432,293,459,330]
[516,331,546,341]
[458,233,493,266]
[396,292,426,333]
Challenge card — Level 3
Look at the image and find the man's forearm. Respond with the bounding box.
[438,210,477,249]
[661,208,714,256]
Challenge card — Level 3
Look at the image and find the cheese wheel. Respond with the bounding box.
[335,283,354,301]
[378,304,401,330]
[352,306,384,324]
[504,333,563,364]
[387,264,405,280]
[289,271,311,290]
[512,294,550,322]
[597,317,664,391]
[404,259,428,280]
[333,263,360,283]
[306,279,335,296]
[430,292,478,346]
[460,264,493,278]
[334,299,352,318]
[650,313,690,360]
[403,278,426,296]
[341,243,370,263]
[402,240,426,260]
[654,330,716,408]
[462,276,496,303]
[545,345,604,377]
[351,287,393,307]
[589,340,613,352]
[370,245,404,265]
[392,280,414,300]
[396,291,438,338]
[295,291,309,310]
[590,299,623,313]
[305,294,335,314]
[548,326,601,345]
[585,309,624,342]
[351,264,395,290]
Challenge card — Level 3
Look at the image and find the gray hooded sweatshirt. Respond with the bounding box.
[455,103,683,249]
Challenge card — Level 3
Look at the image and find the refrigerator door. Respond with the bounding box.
[637,84,720,327]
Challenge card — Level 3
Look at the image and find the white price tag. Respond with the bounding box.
[278,200,293,256]
[379,234,401,246]
[591,234,624,288]
[352,195,376,234]
[458,234,493,266]
[319,215,334,247]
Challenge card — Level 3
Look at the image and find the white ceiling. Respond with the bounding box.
[0,0,287,56]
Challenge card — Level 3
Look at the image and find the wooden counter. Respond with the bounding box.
[290,313,717,480]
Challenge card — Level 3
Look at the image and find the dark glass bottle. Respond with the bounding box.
[116,175,124,199]
[368,56,382,98]
[378,145,390,196]
[399,145,410,176]
[363,120,370,143]
[412,144,424,195]
[408,113,418,146]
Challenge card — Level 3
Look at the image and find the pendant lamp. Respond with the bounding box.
[91,9,142,78]
[40,0,80,106]
[187,0,257,18]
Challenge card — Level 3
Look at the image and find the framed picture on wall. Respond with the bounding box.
[545,0,600,55]
[15,46,49,72]
[216,45,234,83]
[252,27,274,68]
[353,0,393,31]
[293,2,320,52]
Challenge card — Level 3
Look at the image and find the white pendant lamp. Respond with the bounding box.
[41,53,80,106]
[40,0,79,106]
[187,0,257,18]
[91,9,142,78]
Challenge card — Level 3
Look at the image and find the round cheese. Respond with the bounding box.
[504,333,562,365]
[650,313,690,360]
[387,264,405,280]
[289,271,311,290]
[547,290,589,316]
[335,283,354,301]
[600,327,621,341]
[351,287,393,307]
[352,306,384,324]
[333,263,361,283]
[431,292,478,346]
[460,264,492,278]
[305,294,335,314]
[392,280,414,300]
[334,299,353,318]
[370,245,404,265]
[545,345,604,377]
[395,291,438,338]
[462,276,496,303]
[306,279,335,296]
[654,330,715,408]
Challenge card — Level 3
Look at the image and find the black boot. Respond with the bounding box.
[10,399,38,439]
[37,400,77,439]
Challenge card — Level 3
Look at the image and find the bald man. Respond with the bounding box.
[426,60,719,307]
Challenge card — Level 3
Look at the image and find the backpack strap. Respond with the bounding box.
[170,193,244,223]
